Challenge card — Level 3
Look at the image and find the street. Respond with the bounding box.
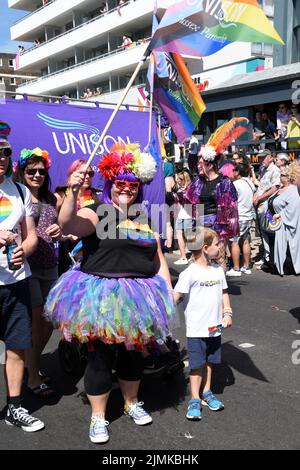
[1,257,300,450]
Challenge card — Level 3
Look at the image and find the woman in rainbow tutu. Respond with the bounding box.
[44,143,174,444]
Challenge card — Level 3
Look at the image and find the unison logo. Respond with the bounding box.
[37,112,132,156]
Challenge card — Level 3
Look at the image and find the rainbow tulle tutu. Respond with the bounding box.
[44,265,175,349]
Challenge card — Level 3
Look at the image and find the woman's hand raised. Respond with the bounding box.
[68,170,85,192]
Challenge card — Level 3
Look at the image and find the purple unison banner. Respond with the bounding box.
[2,99,164,206]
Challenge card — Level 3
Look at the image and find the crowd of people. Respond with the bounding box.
[164,129,300,278]
[80,87,102,99]
[252,102,300,151]
[1,116,300,446]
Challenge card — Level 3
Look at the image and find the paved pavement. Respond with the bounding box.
[1,256,300,450]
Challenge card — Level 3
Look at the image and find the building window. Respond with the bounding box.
[293,25,300,62]
[252,42,273,56]
[0,77,4,84]
[10,78,16,85]
[8,59,14,67]
[0,58,3,67]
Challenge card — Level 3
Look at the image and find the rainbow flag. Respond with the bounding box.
[148,50,206,143]
[148,0,284,57]
[147,5,206,143]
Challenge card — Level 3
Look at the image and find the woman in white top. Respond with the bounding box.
[174,169,193,265]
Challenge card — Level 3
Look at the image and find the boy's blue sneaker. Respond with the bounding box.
[201,390,224,411]
[186,398,202,420]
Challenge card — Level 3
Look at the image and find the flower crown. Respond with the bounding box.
[19,147,51,169]
[97,143,157,183]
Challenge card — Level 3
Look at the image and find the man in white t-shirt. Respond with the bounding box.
[253,149,280,267]
[227,163,255,276]
[0,123,44,432]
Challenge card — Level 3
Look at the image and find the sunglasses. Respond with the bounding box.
[25,168,47,176]
[0,148,12,158]
[86,170,95,178]
[114,180,140,191]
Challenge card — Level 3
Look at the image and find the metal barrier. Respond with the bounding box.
[1,89,156,112]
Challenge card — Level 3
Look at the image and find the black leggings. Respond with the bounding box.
[84,340,144,396]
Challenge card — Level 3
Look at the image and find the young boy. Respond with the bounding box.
[174,227,233,420]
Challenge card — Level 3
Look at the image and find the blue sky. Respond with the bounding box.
[0,3,27,53]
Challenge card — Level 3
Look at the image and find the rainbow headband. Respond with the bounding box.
[97,143,157,182]
[20,147,51,169]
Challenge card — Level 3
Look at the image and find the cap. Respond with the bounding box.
[0,121,11,151]
[259,149,272,157]
[276,152,289,162]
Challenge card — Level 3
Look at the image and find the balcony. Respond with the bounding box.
[16,40,149,95]
[8,0,36,10]
[15,1,153,71]
[11,0,87,41]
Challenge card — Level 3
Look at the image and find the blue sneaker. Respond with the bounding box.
[89,415,109,443]
[186,398,202,420]
[201,391,224,411]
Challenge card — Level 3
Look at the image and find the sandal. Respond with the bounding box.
[38,372,52,384]
[29,383,55,397]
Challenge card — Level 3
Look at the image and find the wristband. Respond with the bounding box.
[223,307,232,313]
[223,313,233,318]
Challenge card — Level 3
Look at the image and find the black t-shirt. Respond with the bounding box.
[200,175,222,215]
[81,204,158,277]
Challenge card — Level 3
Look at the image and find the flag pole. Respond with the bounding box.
[85,54,148,169]
[146,91,154,150]
[145,52,155,150]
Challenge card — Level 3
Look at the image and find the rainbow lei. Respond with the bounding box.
[20,147,51,169]
[78,189,95,209]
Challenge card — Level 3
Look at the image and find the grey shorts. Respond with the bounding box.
[29,266,58,308]
[231,220,252,243]
[175,218,193,231]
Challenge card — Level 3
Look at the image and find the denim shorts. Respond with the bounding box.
[0,279,32,350]
[187,336,221,369]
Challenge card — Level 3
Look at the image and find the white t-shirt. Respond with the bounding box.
[0,178,33,285]
[174,263,228,338]
[234,178,255,221]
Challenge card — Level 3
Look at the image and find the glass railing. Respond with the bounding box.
[13,0,134,31]
[17,0,138,57]
[12,0,57,26]
[19,37,150,86]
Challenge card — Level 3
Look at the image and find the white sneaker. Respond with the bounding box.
[89,415,109,443]
[124,401,152,425]
[174,258,188,265]
[254,259,264,266]
[241,267,252,274]
[226,269,242,277]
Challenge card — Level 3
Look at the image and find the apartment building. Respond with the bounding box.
[0,52,21,95]
[9,0,276,104]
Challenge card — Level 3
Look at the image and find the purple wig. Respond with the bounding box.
[101,172,143,204]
